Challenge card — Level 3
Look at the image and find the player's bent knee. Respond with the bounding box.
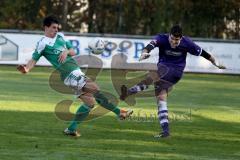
[83,81,100,93]
[92,83,100,92]
[158,95,166,101]
[156,91,167,101]
[79,93,96,106]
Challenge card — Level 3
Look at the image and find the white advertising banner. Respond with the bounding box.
[0,32,239,74]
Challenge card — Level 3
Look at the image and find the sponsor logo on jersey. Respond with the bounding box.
[165,50,182,56]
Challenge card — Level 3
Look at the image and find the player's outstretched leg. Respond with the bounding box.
[120,75,153,101]
[120,83,149,100]
[94,91,133,119]
[63,104,92,137]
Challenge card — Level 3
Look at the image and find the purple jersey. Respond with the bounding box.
[152,34,202,71]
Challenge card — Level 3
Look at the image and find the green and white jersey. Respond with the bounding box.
[32,32,79,80]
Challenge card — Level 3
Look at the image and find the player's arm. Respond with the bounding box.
[58,48,76,63]
[17,39,44,73]
[186,37,226,69]
[139,40,157,61]
[200,50,226,69]
[17,59,37,74]
[58,33,76,63]
[68,48,76,56]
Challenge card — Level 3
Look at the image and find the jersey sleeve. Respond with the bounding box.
[66,41,73,49]
[151,34,162,47]
[32,39,45,61]
[58,32,73,49]
[185,37,202,56]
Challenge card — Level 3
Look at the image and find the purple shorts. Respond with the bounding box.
[154,63,183,93]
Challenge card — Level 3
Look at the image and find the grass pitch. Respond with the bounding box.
[0,65,239,160]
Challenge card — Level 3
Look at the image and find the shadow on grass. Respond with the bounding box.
[0,110,239,160]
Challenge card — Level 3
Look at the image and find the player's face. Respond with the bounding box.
[169,34,182,48]
[45,23,59,38]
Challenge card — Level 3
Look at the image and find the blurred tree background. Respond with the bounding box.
[0,0,239,39]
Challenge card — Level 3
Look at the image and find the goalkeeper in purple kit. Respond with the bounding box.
[120,25,226,138]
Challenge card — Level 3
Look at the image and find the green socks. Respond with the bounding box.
[68,91,121,131]
[68,104,91,131]
[94,91,120,116]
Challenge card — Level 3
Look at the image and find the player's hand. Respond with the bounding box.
[139,52,150,61]
[58,50,68,63]
[17,65,28,74]
[214,63,226,69]
[213,61,226,69]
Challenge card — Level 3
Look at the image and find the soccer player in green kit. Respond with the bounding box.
[17,15,133,137]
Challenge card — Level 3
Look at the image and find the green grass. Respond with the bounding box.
[0,65,240,160]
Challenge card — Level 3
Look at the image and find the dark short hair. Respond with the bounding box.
[170,24,182,37]
[43,15,59,27]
